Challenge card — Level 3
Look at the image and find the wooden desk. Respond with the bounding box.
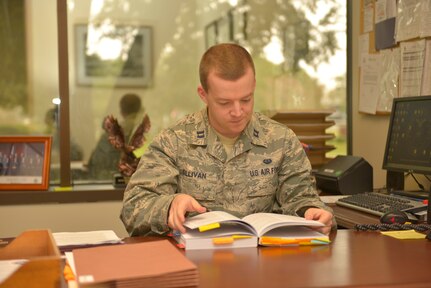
[125,230,431,288]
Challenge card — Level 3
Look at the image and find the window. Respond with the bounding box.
[0,0,348,189]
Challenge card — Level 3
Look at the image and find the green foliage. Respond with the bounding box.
[0,0,27,112]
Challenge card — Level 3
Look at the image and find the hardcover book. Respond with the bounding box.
[174,211,330,250]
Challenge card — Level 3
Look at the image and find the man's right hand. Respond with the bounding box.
[168,194,206,234]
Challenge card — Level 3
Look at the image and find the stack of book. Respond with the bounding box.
[174,211,330,250]
[72,240,198,287]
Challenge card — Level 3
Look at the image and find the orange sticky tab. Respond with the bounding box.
[260,237,301,245]
[198,222,220,232]
[63,262,75,281]
[213,237,234,245]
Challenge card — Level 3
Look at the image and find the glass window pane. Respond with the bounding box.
[67,0,347,184]
[0,0,61,184]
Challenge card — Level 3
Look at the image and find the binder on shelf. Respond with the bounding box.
[0,230,62,288]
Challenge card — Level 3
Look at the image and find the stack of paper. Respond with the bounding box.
[53,230,123,252]
[72,240,198,288]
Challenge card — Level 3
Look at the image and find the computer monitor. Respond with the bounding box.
[382,95,431,176]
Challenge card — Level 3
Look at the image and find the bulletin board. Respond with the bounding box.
[358,0,431,115]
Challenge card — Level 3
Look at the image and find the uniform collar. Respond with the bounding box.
[186,109,268,149]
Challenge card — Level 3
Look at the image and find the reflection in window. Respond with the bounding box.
[0,0,347,187]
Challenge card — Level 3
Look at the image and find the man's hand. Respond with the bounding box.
[304,208,333,235]
[168,194,206,234]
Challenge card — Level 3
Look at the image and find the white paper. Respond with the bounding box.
[396,0,422,42]
[377,48,400,112]
[53,230,122,247]
[375,0,388,23]
[0,260,28,284]
[359,54,381,114]
[420,0,431,38]
[363,5,374,33]
[400,40,426,97]
[319,195,349,204]
[359,34,370,67]
[421,40,431,96]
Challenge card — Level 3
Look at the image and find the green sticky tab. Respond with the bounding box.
[133,146,146,158]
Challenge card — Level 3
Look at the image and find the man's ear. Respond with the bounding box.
[197,85,208,105]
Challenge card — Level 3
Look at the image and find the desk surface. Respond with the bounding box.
[126,230,431,288]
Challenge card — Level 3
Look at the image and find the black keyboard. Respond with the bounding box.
[335,192,427,217]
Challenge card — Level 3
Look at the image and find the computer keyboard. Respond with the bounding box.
[335,192,427,217]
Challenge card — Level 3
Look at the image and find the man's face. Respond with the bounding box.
[198,67,255,138]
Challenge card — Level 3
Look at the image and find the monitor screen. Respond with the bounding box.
[382,96,431,175]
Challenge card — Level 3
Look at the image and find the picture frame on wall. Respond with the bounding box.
[0,136,52,191]
[75,24,152,87]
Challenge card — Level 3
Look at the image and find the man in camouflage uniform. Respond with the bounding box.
[121,43,334,236]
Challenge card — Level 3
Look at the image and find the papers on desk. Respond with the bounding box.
[0,259,28,285]
[53,230,123,247]
[70,240,198,288]
[319,195,348,204]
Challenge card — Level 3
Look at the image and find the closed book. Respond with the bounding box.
[175,211,330,250]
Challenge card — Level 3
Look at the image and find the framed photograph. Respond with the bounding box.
[0,136,51,191]
[75,24,152,87]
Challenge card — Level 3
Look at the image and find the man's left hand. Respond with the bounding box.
[304,208,333,235]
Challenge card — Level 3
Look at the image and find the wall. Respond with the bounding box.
[351,1,428,191]
[0,202,128,238]
[351,0,389,189]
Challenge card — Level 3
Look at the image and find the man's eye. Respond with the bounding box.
[241,98,251,103]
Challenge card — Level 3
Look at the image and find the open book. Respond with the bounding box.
[174,211,330,250]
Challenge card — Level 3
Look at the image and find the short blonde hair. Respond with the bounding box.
[199,43,255,92]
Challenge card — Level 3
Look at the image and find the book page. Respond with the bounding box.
[183,211,242,229]
[242,213,324,236]
[262,226,327,239]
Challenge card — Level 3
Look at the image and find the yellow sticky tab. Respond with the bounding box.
[133,146,146,158]
[198,222,220,232]
[381,230,426,240]
[232,235,252,240]
[54,186,73,191]
[213,237,234,245]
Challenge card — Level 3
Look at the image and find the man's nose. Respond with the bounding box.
[231,102,242,117]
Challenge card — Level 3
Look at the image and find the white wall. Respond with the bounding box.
[0,201,128,238]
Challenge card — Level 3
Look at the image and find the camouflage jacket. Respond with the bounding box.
[121,109,333,236]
